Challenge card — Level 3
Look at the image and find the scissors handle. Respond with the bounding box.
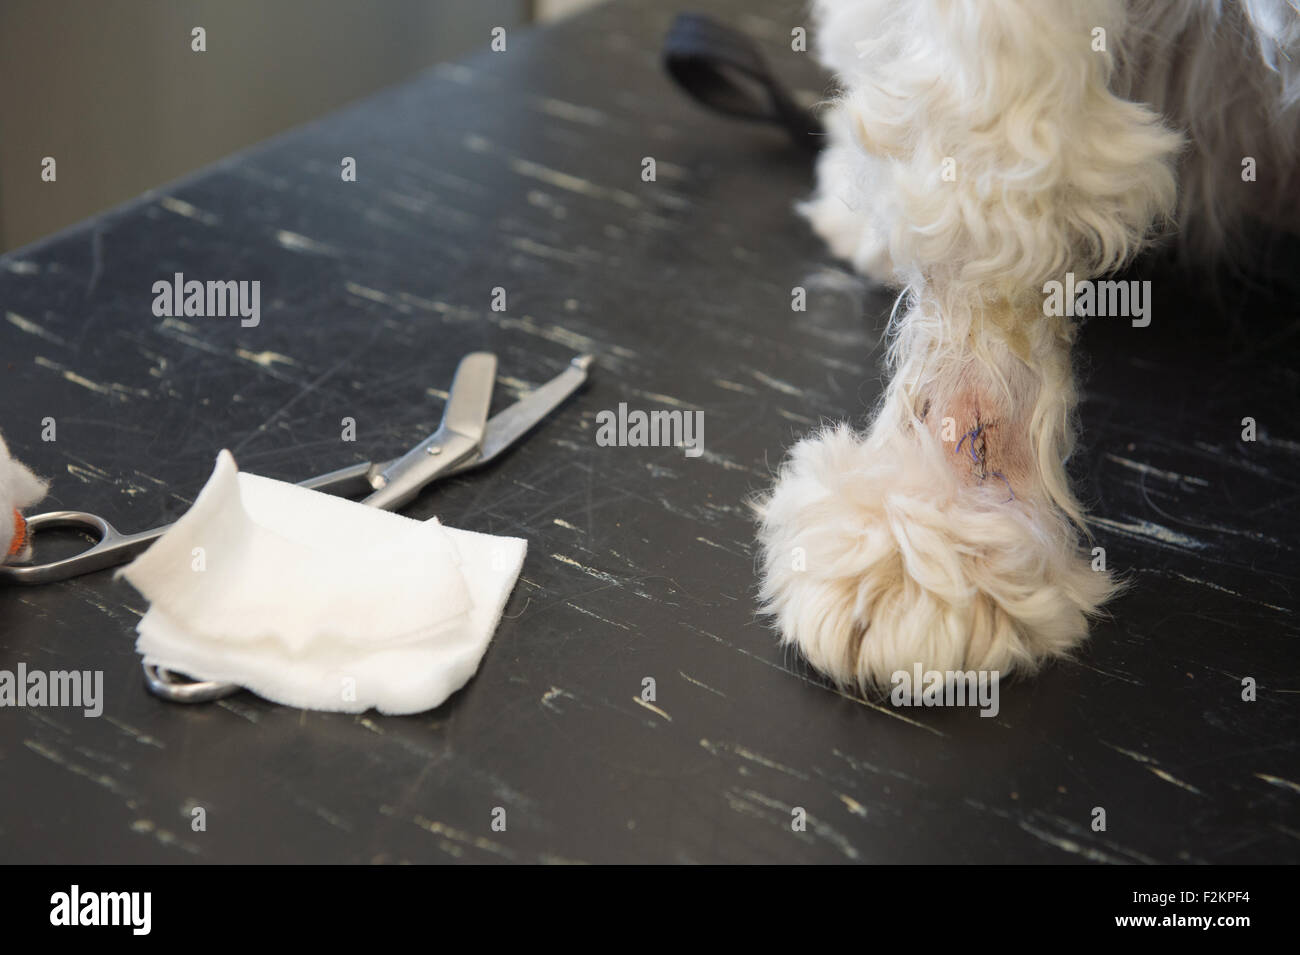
[142,664,241,703]
[296,460,382,496]
[0,511,168,585]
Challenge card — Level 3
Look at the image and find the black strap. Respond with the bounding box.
[663,12,821,152]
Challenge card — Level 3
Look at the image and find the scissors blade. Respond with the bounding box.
[361,351,497,511]
[449,353,592,475]
[438,350,498,445]
[303,353,593,496]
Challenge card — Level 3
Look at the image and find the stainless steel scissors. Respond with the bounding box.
[0,352,592,702]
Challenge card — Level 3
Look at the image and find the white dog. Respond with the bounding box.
[757,0,1300,690]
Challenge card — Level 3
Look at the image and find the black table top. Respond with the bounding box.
[1,0,1296,864]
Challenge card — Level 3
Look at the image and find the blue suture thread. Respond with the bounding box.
[954,426,982,464]
[954,425,1015,502]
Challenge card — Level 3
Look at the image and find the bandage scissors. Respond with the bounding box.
[0,352,592,702]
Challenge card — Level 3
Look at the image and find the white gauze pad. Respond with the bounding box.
[120,450,525,714]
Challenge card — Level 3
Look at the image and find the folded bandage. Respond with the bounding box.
[120,451,525,714]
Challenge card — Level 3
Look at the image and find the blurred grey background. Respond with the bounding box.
[0,0,601,252]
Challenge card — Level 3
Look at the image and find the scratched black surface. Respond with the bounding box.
[0,0,1297,864]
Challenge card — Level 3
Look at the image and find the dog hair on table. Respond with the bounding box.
[756,0,1300,691]
[0,432,48,562]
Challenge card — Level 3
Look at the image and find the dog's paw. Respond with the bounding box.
[755,423,1114,691]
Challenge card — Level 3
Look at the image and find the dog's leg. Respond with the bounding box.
[798,103,897,283]
[759,0,1182,690]
[758,295,1112,686]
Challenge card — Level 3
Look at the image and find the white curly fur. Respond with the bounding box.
[0,431,48,561]
[757,0,1300,692]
